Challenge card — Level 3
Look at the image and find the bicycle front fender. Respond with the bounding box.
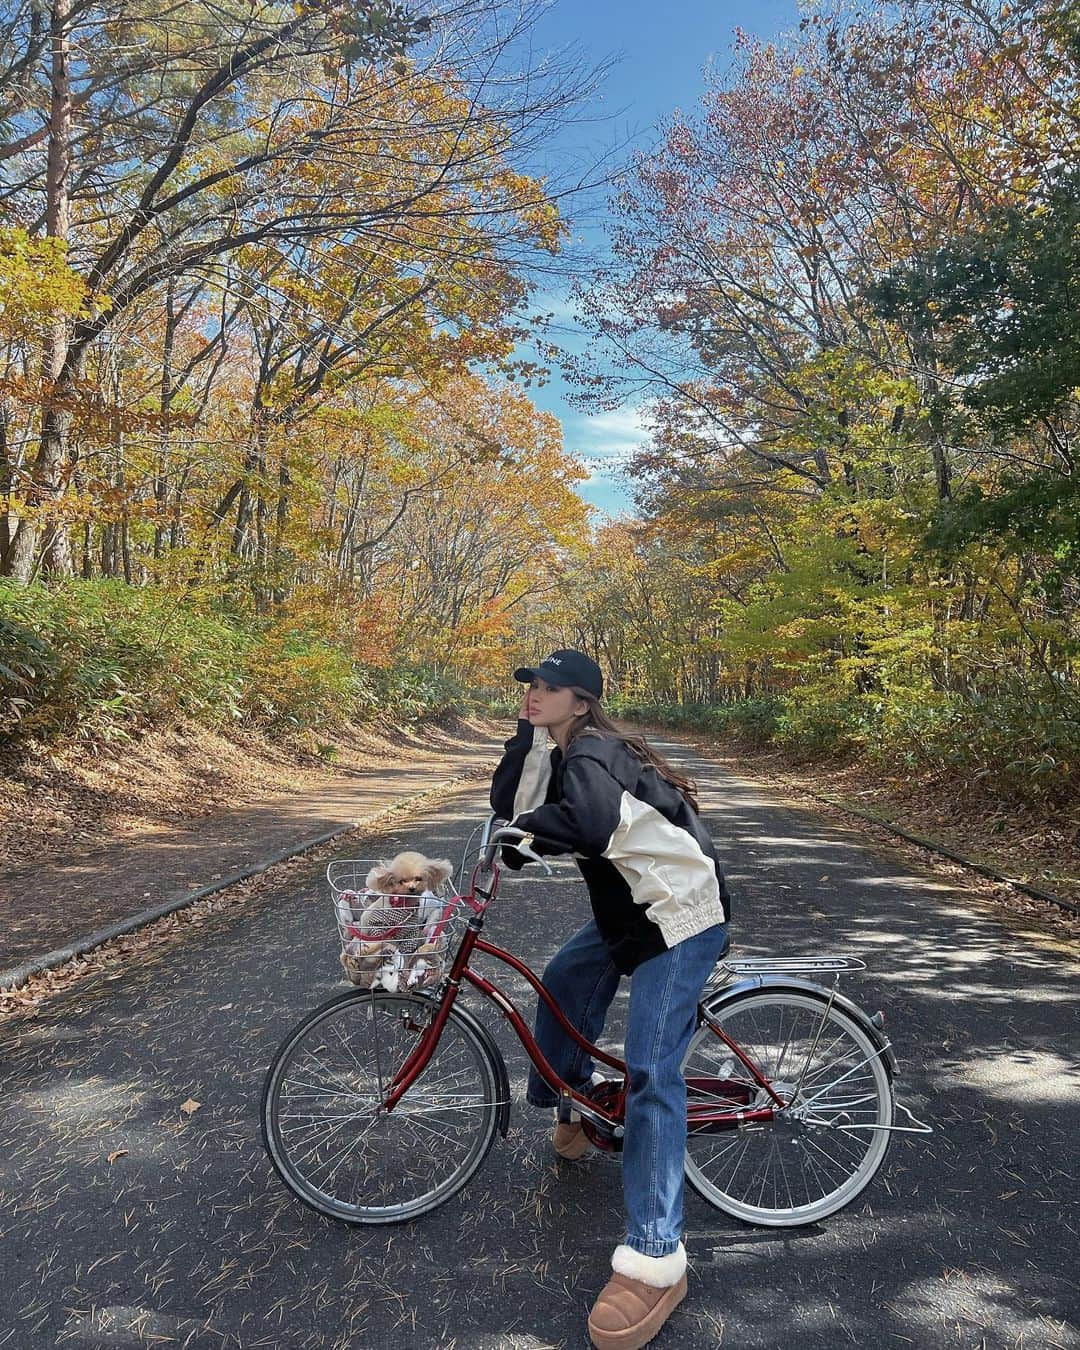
[701,975,898,1080]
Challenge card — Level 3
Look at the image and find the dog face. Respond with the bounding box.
[388,851,429,895]
[366,852,452,896]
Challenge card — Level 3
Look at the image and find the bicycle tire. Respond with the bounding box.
[683,987,894,1226]
[262,990,501,1225]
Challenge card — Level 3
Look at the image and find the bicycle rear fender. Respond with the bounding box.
[701,975,898,1079]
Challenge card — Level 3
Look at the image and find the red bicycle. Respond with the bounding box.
[261,818,928,1228]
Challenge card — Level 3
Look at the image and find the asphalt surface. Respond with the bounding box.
[2,727,495,972]
[1,738,1077,1349]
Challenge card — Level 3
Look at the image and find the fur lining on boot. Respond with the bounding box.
[611,1242,687,1288]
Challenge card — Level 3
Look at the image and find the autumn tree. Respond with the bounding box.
[0,0,598,580]
[565,0,1079,803]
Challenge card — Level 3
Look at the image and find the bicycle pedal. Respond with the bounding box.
[581,1118,623,1152]
[580,1079,624,1152]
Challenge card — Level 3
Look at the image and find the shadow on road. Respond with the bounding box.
[0,749,1077,1348]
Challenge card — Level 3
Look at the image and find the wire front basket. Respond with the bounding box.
[326,860,462,993]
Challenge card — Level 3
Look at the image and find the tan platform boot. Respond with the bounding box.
[552,1113,591,1160]
[552,1071,611,1160]
[587,1242,688,1350]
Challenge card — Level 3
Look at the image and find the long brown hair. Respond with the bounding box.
[563,687,701,814]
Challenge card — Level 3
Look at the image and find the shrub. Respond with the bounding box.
[723,697,782,743]
[0,611,60,734]
[241,626,357,732]
[0,580,247,740]
[0,581,476,746]
[773,685,864,758]
[861,680,1080,804]
[607,695,781,746]
[352,663,469,722]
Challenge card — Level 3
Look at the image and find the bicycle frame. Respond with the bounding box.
[381,852,785,1134]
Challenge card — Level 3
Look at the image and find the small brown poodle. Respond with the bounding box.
[339,850,453,990]
[365,851,454,903]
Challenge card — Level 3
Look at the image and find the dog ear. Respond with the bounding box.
[366,862,396,893]
[426,858,453,888]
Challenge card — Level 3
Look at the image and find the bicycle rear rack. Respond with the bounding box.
[712,954,868,980]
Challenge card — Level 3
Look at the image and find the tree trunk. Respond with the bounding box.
[7,0,73,581]
[232,471,254,557]
[0,400,11,570]
[155,277,177,560]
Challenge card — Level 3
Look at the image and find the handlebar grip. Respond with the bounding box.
[482,824,554,875]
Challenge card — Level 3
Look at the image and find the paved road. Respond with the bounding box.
[1,738,1077,1349]
[1,723,496,971]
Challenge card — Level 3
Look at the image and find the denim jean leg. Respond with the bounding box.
[526,920,620,1113]
[621,922,729,1257]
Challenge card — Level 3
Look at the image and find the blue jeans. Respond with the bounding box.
[526,919,730,1257]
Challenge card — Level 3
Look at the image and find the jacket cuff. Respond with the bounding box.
[502,717,535,751]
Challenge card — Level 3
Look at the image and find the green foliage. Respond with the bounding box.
[624,682,1078,805]
[609,697,782,747]
[723,698,782,742]
[0,581,470,745]
[351,662,470,723]
[0,581,247,740]
[0,614,60,733]
[338,2,433,67]
[926,475,1080,603]
[478,692,520,719]
[867,168,1080,434]
[773,686,865,758]
[857,676,1079,803]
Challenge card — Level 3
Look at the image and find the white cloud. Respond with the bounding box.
[565,403,654,463]
[556,403,652,521]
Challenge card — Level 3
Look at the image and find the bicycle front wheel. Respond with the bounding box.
[683,988,893,1226]
[261,991,500,1225]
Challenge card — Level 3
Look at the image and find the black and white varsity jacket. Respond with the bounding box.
[489,720,731,974]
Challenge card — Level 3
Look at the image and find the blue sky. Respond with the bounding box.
[515,0,800,518]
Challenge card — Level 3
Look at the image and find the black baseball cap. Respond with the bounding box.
[514,649,603,699]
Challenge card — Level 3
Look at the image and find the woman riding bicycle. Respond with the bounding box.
[489,648,732,1350]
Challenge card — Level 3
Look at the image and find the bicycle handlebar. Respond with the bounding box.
[480,821,554,876]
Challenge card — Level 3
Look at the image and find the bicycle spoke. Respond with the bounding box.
[684,990,893,1225]
[265,993,499,1222]
[797,1048,889,1113]
[393,1097,499,1115]
[774,1129,795,1210]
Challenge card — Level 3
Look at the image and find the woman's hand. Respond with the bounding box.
[519,687,532,718]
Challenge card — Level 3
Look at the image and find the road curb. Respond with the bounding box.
[643,724,1077,919]
[0,763,495,993]
[794,790,1079,917]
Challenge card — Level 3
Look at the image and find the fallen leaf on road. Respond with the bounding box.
[180,1098,201,1115]
[107,1149,128,1164]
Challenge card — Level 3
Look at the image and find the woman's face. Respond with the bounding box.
[525,677,588,732]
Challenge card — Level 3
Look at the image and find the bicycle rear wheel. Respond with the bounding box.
[683,988,893,1226]
[262,990,500,1225]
